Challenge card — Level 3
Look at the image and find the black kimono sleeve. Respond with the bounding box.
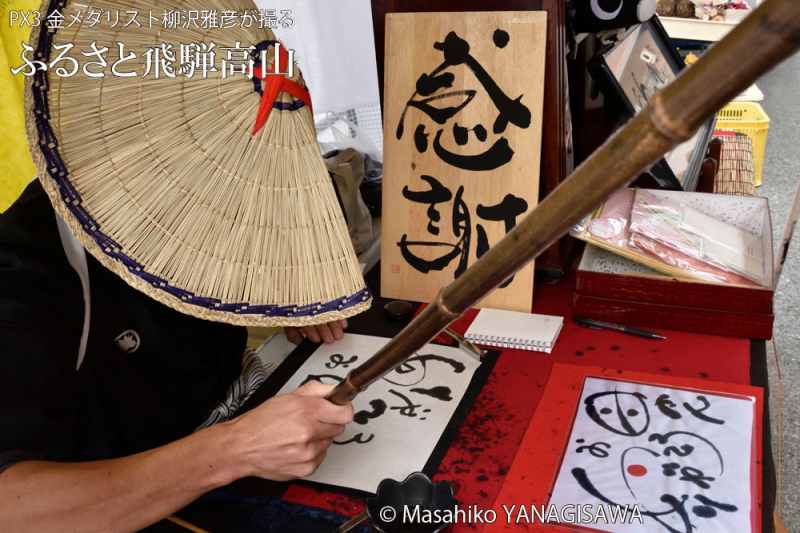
[0,182,87,472]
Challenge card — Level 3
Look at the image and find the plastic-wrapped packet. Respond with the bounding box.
[628,190,703,257]
[628,189,766,286]
[628,231,759,286]
[578,188,636,248]
[570,188,771,288]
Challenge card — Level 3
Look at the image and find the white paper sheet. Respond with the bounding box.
[262,0,381,114]
[549,378,756,533]
[681,206,765,282]
[277,334,481,492]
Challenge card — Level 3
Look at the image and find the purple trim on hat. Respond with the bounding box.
[32,0,369,319]
[274,100,307,111]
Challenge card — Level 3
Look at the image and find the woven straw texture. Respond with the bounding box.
[25,0,371,326]
[714,131,757,197]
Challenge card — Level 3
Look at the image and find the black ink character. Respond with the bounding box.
[649,431,724,476]
[401,175,453,236]
[493,29,510,48]
[399,90,475,135]
[584,389,650,436]
[662,462,680,476]
[301,374,343,386]
[663,444,695,458]
[453,123,469,146]
[661,464,715,489]
[325,353,359,370]
[353,399,387,425]
[397,175,527,283]
[384,353,466,387]
[655,394,682,420]
[396,29,531,172]
[692,495,738,519]
[334,433,375,446]
[683,395,725,425]
[387,389,423,418]
[398,178,470,277]
[450,123,489,143]
[575,438,611,459]
[410,386,454,402]
[475,194,528,288]
[432,31,531,134]
[415,124,430,152]
[432,130,514,171]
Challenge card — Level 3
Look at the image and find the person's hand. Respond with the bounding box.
[285,319,348,345]
[228,381,353,481]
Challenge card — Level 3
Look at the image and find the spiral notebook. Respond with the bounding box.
[464,309,564,354]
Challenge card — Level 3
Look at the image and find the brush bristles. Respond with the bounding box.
[26,0,370,326]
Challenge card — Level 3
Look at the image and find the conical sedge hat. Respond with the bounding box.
[24,0,372,327]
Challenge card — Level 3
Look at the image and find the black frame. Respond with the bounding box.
[589,16,716,191]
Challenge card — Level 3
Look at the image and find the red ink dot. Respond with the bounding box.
[627,464,648,477]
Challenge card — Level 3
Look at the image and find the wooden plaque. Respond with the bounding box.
[381,11,547,311]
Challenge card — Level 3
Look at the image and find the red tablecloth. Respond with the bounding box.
[281,275,751,525]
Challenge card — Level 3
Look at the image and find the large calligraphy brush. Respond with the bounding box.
[327,0,800,405]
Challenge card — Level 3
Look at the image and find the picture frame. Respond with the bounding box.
[589,17,716,191]
[487,363,764,533]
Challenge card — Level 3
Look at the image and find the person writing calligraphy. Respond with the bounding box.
[0,180,356,531]
[0,19,370,533]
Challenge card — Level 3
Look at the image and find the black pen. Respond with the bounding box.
[573,317,667,341]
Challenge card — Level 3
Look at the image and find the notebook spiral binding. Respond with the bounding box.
[464,333,553,352]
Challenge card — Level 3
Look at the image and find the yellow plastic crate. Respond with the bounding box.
[716,102,770,186]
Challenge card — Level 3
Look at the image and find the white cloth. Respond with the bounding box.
[55,215,91,370]
[260,0,382,115]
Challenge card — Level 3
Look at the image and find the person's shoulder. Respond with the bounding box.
[0,179,80,321]
[0,181,84,379]
[0,179,65,255]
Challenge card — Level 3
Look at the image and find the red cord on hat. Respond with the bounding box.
[251,43,313,136]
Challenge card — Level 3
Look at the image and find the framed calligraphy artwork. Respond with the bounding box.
[589,18,715,191]
[381,12,547,312]
[488,364,763,533]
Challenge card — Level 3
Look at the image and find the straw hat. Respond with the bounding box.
[25,0,371,327]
